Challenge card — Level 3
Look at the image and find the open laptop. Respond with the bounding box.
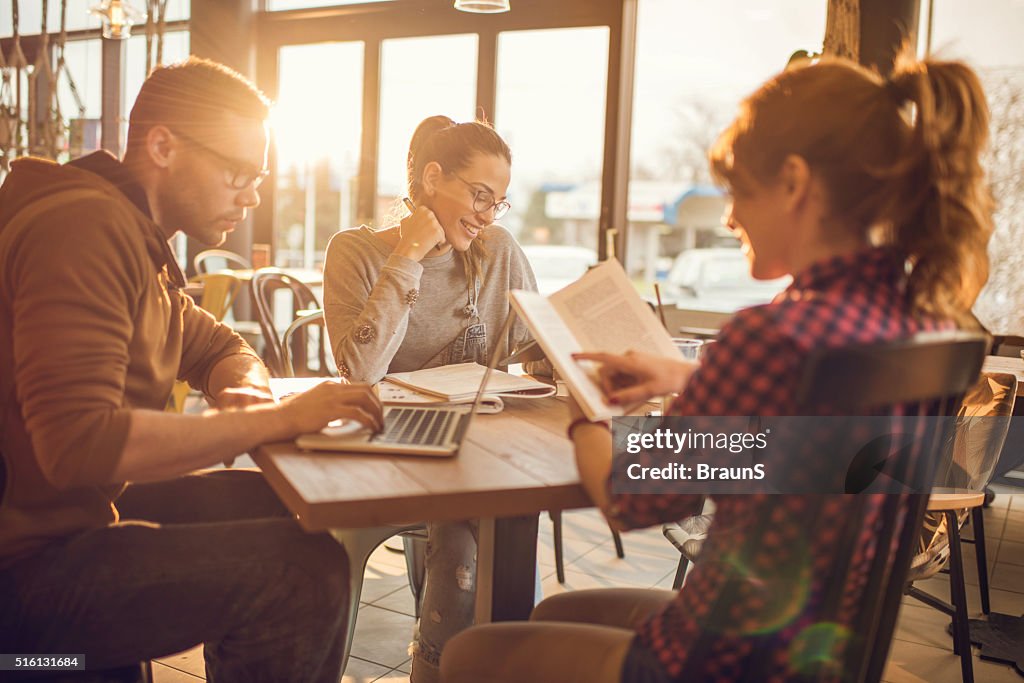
[294,315,515,457]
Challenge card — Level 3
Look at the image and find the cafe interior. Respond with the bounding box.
[1,0,1024,682]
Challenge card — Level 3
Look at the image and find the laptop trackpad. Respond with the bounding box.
[319,421,370,441]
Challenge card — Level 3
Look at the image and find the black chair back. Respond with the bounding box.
[250,270,326,377]
[797,330,987,682]
[797,330,987,412]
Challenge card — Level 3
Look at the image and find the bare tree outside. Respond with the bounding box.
[655,99,732,185]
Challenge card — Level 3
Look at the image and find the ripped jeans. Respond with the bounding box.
[409,519,545,683]
[410,520,479,683]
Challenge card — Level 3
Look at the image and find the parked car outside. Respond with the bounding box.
[521,244,599,296]
[663,247,790,313]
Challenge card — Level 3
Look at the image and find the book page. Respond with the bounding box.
[509,290,621,420]
[550,260,680,358]
[385,362,554,401]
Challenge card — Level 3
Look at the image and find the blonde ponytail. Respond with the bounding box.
[886,54,994,326]
[709,53,994,327]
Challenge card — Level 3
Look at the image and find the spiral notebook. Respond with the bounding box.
[383,362,555,402]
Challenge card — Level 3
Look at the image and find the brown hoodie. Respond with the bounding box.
[0,152,259,566]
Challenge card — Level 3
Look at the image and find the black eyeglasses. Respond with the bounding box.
[171,129,269,190]
[450,172,511,220]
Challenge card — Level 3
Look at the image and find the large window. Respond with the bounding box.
[625,0,826,310]
[272,42,364,269]
[923,0,1024,334]
[58,39,102,118]
[255,1,625,284]
[375,33,478,227]
[495,26,608,294]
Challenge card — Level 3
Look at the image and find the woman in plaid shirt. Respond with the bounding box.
[441,52,995,683]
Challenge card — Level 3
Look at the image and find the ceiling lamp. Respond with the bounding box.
[454,0,511,13]
[90,0,146,40]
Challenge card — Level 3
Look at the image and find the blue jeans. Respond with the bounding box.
[410,518,544,683]
[410,520,479,683]
[0,469,350,683]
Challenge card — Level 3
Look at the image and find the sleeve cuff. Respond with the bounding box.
[382,253,424,279]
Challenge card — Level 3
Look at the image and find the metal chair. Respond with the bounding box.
[260,279,430,663]
[168,273,242,412]
[280,308,432,623]
[820,332,987,682]
[548,510,624,584]
[330,524,427,675]
[250,270,326,377]
[193,248,251,275]
[190,272,242,321]
[904,371,1016,683]
[281,308,329,378]
[660,330,988,682]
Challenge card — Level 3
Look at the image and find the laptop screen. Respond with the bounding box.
[466,312,518,419]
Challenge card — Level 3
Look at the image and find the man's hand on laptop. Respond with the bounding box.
[278,381,384,435]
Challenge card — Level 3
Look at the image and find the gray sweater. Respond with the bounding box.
[323,225,542,384]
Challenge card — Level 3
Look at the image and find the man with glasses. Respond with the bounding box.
[0,57,380,682]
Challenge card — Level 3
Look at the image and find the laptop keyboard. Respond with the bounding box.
[371,407,464,447]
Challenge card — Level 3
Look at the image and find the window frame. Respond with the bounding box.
[253,0,638,263]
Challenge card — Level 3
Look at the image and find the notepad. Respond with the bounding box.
[376,379,505,414]
[383,362,556,402]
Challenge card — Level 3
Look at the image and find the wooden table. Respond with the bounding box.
[255,357,1023,623]
[982,355,1024,397]
[253,396,590,622]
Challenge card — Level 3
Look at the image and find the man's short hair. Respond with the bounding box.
[127,57,271,150]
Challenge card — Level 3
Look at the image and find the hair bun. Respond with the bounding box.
[407,115,457,178]
[412,115,457,148]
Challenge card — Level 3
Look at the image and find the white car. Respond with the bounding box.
[521,244,598,296]
[664,248,790,312]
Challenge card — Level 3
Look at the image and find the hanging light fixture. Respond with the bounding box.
[454,0,511,13]
[89,0,147,40]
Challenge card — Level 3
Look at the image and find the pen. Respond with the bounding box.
[653,282,668,329]
[401,197,445,252]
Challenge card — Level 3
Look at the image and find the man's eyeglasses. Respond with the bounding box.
[450,171,511,220]
[171,129,269,190]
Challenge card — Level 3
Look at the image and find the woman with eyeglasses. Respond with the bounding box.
[323,114,546,683]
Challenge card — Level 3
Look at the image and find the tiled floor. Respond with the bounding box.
[152,492,1024,683]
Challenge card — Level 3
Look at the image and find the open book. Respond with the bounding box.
[509,259,681,421]
[384,362,555,403]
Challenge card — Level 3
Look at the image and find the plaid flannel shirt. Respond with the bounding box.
[608,247,950,681]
